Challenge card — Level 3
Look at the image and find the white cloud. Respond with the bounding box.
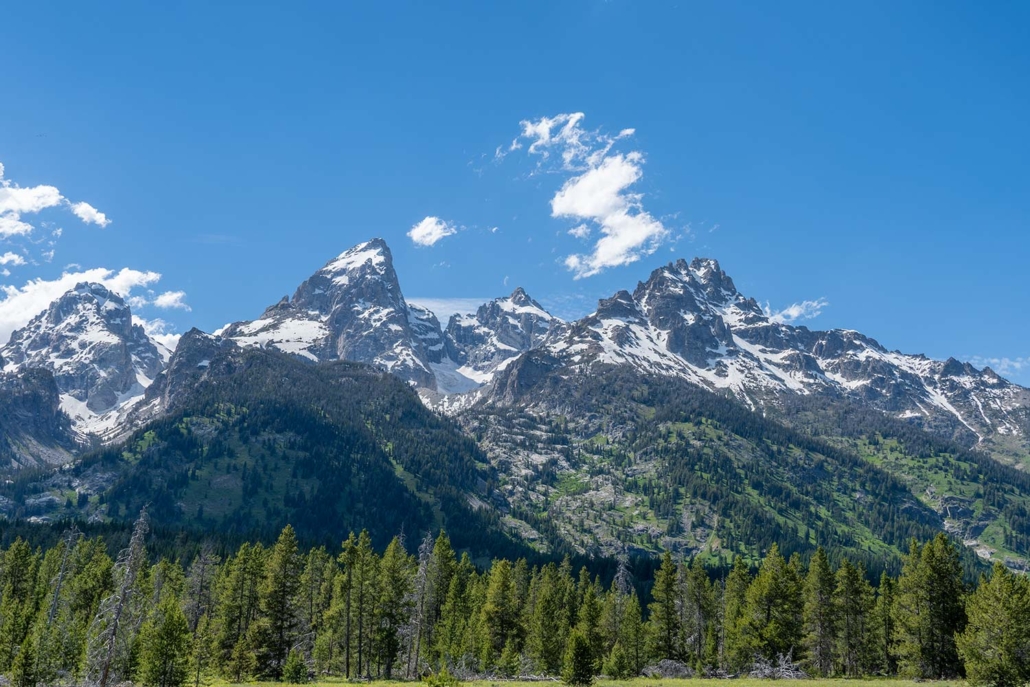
[0,161,111,253]
[0,267,162,345]
[153,290,190,310]
[0,252,26,266]
[70,201,111,227]
[967,356,1028,377]
[135,316,182,352]
[567,224,591,239]
[407,297,488,322]
[408,216,457,247]
[764,297,830,324]
[512,114,670,278]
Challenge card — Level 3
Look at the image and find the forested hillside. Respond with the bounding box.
[0,516,1025,687]
[0,344,524,558]
[471,363,1016,572]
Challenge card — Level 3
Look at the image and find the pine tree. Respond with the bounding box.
[602,640,632,679]
[374,536,412,678]
[213,542,265,676]
[895,535,966,678]
[528,564,566,674]
[257,524,303,678]
[684,556,718,669]
[9,631,36,687]
[480,559,518,667]
[742,544,803,663]
[802,547,836,676]
[834,559,874,677]
[576,578,603,670]
[873,571,898,675]
[0,538,40,671]
[956,562,1030,687]
[647,551,682,661]
[722,556,751,671]
[621,592,647,675]
[349,530,378,678]
[282,648,308,684]
[562,628,595,687]
[189,614,215,687]
[137,595,192,687]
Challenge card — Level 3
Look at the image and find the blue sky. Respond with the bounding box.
[1,1,1028,381]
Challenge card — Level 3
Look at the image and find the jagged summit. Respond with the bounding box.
[0,282,168,437]
[221,239,558,395]
[532,259,1030,447]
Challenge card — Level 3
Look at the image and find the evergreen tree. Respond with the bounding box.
[561,628,595,687]
[802,547,836,676]
[621,592,647,675]
[684,556,718,669]
[257,524,303,678]
[282,648,308,684]
[873,571,898,675]
[895,535,966,678]
[480,559,518,667]
[647,551,682,660]
[137,595,192,687]
[9,631,36,687]
[722,556,751,671]
[528,564,566,674]
[956,562,1030,687]
[0,538,40,671]
[374,536,412,678]
[741,544,803,663]
[834,559,874,677]
[213,542,265,676]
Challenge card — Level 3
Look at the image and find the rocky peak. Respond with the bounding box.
[0,282,167,435]
[223,238,435,388]
[442,287,557,382]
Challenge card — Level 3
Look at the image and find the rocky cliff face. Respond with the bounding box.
[222,239,558,395]
[529,258,1030,451]
[0,282,169,439]
[0,367,77,468]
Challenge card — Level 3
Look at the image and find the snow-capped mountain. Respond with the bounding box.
[222,238,558,395]
[0,283,170,438]
[529,258,1030,447]
[444,287,557,384]
[221,239,437,387]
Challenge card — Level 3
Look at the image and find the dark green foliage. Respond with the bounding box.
[561,629,595,687]
[895,534,967,678]
[282,648,308,684]
[957,563,1030,687]
[0,516,1017,684]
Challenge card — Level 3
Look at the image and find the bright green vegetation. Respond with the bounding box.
[467,369,1030,574]
[210,682,964,687]
[6,509,1029,687]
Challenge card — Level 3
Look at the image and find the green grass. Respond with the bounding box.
[208,679,967,687]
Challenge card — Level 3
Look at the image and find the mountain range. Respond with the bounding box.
[2,238,1029,568]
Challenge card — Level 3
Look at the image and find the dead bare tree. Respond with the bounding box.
[84,508,150,687]
[34,527,82,683]
[184,542,220,636]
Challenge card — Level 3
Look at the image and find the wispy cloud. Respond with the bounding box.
[153,290,190,311]
[0,162,111,265]
[407,216,458,247]
[764,297,830,324]
[0,267,163,345]
[69,201,110,227]
[506,113,669,279]
[967,356,1029,378]
[407,297,488,322]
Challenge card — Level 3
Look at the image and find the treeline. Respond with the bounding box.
[1,513,1028,687]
